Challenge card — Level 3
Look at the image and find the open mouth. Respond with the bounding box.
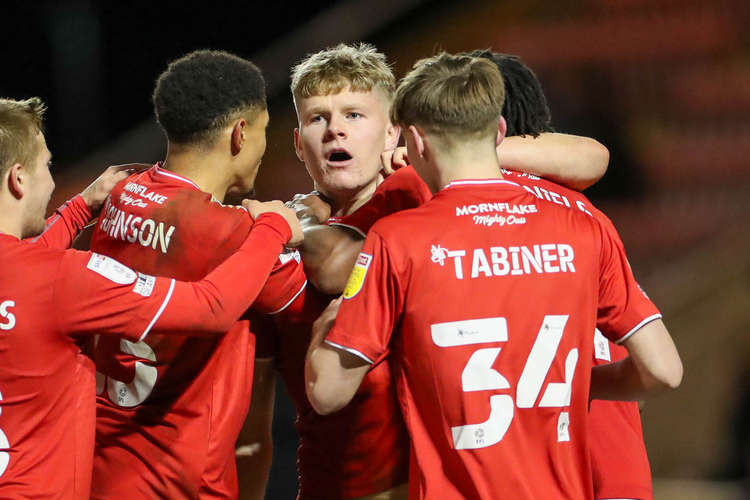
[327,150,353,163]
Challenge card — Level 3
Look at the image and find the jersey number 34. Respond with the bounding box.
[431,315,577,450]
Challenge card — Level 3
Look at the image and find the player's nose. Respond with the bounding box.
[324,116,346,141]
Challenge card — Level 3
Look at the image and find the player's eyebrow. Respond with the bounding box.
[304,106,329,116]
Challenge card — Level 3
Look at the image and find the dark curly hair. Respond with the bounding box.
[153,49,266,145]
[467,50,554,138]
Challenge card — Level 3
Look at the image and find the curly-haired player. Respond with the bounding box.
[89,50,308,500]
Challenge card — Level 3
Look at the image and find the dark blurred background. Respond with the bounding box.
[2,1,749,498]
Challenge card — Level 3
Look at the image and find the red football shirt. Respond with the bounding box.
[345,166,654,498]
[257,253,408,499]
[0,210,290,499]
[90,165,307,500]
[326,179,661,499]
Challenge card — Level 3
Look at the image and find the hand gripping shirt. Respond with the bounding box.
[90,165,306,500]
[326,179,661,499]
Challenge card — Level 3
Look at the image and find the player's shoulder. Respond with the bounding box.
[367,202,433,240]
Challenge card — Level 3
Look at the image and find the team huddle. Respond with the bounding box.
[0,43,682,500]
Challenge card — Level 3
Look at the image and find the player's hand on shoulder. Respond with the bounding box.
[286,192,331,223]
[242,199,304,247]
[80,163,151,214]
[380,146,409,176]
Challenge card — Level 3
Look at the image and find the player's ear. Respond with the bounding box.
[293,128,304,162]
[385,122,400,151]
[496,117,507,148]
[231,119,247,156]
[407,125,425,159]
[6,163,25,199]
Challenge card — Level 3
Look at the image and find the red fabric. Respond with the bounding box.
[29,195,92,249]
[329,166,433,235]
[327,179,660,499]
[89,165,306,500]
[258,283,409,499]
[347,166,655,498]
[0,211,286,499]
[251,169,428,498]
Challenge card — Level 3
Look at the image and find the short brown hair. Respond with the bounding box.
[0,97,46,181]
[290,43,395,108]
[391,53,505,141]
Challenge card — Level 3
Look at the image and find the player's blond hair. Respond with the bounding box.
[391,53,505,142]
[0,97,46,183]
[290,43,395,109]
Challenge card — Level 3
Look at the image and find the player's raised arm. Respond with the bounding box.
[590,319,683,401]
[497,132,609,190]
[33,163,151,249]
[55,202,302,340]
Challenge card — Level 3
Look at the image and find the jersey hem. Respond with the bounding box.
[323,340,374,364]
[266,280,308,315]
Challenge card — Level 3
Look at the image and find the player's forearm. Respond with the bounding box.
[160,213,290,335]
[591,326,682,401]
[498,133,609,191]
[590,357,666,401]
[300,224,363,295]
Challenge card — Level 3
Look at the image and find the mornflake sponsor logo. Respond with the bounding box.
[473,214,527,227]
[123,182,168,205]
[99,204,176,254]
[119,192,148,208]
[456,203,537,217]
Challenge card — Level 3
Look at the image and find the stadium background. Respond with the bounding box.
[2,0,748,498]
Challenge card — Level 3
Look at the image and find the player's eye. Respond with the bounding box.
[347,112,362,119]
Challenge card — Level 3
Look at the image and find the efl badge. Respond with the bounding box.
[343,252,373,299]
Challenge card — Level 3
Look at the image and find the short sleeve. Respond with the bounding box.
[596,225,661,344]
[325,229,404,364]
[253,249,308,315]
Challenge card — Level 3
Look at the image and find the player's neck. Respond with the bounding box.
[433,144,503,191]
[161,146,233,203]
[321,175,381,217]
[0,199,24,239]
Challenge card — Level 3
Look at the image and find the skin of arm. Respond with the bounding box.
[236,358,276,500]
[305,297,371,415]
[287,192,365,295]
[300,223,364,295]
[590,319,683,401]
[497,133,609,191]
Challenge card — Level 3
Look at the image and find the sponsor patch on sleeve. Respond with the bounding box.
[133,273,157,297]
[279,248,301,265]
[593,328,611,361]
[342,252,373,299]
[86,253,137,285]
